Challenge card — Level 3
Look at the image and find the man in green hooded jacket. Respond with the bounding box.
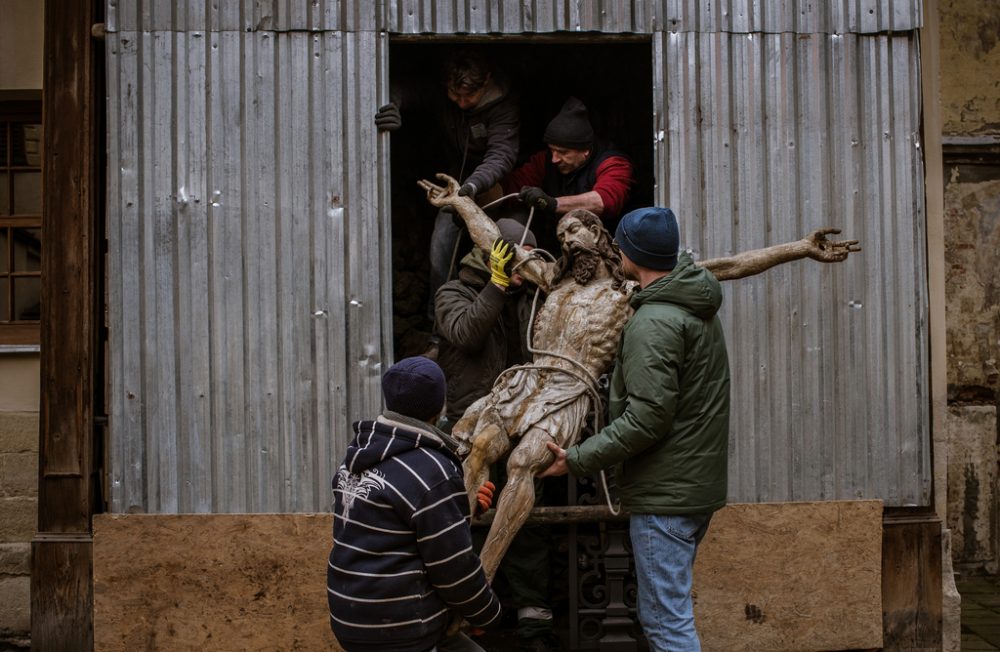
[540,206,728,651]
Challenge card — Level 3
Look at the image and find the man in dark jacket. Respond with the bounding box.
[540,207,729,651]
[502,96,633,253]
[435,219,563,651]
[376,51,520,314]
[435,218,539,427]
[327,356,502,652]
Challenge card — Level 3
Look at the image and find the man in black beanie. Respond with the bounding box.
[327,356,501,652]
[502,96,634,253]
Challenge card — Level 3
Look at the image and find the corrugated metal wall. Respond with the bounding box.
[106,26,392,512]
[655,29,929,504]
[105,0,930,512]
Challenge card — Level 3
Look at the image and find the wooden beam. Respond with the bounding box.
[31,0,101,648]
[882,509,943,649]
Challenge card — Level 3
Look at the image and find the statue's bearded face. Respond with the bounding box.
[557,216,602,285]
[551,210,626,289]
[557,216,599,255]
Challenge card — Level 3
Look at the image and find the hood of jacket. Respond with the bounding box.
[343,412,459,475]
[458,248,491,282]
[630,250,722,321]
[465,74,511,117]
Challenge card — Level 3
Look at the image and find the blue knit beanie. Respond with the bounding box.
[381,356,446,421]
[614,207,680,271]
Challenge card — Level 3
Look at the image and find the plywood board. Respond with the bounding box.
[695,501,883,650]
[93,514,338,651]
[94,501,883,651]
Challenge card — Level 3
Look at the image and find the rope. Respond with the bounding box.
[490,269,621,516]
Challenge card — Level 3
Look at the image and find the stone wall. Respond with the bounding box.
[940,0,1000,572]
[940,0,1000,135]
[0,355,40,650]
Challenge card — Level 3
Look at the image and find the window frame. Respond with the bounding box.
[0,97,43,345]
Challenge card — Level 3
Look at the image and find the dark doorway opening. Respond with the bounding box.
[386,37,655,357]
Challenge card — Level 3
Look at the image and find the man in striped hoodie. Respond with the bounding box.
[327,356,502,652]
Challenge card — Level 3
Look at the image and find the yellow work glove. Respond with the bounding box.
[489,238,514,289]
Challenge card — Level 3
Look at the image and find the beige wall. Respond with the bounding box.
[0,4,43,647]
[0,1,43,90]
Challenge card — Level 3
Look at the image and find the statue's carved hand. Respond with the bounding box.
[803,228,861,263]
[417,173,462,208]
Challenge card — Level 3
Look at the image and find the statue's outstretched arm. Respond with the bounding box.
[699,228,861,281]
[418,174,552,291]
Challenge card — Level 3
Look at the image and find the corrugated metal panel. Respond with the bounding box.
[656,29,930,505]
[659,0,921,34]
[106,29,391,513]
[105,0,929,512]
[106,1,920,34]
[377,0,919,34]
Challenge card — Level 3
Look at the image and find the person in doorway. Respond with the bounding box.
[375,50,520,325]
[502,96,633,253]
[538,207,729,651]
[434,219,563,651]
[327,356,502,652]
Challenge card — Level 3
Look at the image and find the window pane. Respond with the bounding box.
[13,171,41,214]
[0,173,8,215]
[0,278,8,321]
[21,124,42,167]
[0,228,7,272]
[12,228,40,272]
[13,276,40,321]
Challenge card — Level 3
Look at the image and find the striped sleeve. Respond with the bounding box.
[411,476,501,628]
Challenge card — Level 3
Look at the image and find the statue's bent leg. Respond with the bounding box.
[478,428,556,582]
[462,423,512,513]
[451,396,488,458]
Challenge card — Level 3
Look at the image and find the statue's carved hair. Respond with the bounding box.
[552,210,627,290]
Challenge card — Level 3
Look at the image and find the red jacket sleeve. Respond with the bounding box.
[591,155,634,220]
[501,150,547,194]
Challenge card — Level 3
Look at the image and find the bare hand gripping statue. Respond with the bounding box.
[418,173,860,581]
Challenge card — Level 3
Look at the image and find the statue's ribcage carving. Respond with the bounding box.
[531,280,632,378]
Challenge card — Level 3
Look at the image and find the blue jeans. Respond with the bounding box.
[630,513,713,652]
[428,209,462,321]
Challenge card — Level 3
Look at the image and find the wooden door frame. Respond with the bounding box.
[30,0,103,649]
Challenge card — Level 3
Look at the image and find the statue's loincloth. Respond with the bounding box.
[482,365,594,445]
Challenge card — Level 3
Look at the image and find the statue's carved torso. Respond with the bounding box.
[531,275,633,379]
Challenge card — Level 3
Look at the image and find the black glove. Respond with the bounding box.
[519,186,557,212]
[374,102,401,131]
[457,182,478,198]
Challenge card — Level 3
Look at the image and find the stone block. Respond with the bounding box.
[940,2,1000,134]
[0,355,39,414]
[947,405,998,571]
[0,452,37,497]
[0,498,36,543]
[0,543,31,575]
[944,173,1000,399]
[0,576,30,638]
[0,413,38,454]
